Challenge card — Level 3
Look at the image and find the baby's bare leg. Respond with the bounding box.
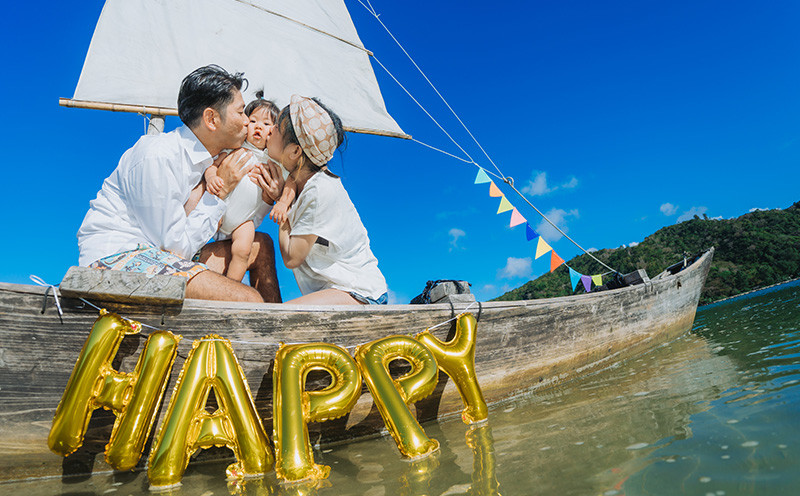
[227,221,255,282]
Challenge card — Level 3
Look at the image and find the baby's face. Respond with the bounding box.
[246,107,274,150]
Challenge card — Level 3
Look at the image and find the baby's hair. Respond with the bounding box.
[245,90,279,123]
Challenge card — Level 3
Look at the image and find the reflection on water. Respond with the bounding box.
[5,283,798,495]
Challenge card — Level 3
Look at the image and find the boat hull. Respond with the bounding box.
[0,250,713,481]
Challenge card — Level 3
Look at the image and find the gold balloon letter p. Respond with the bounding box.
[47,311,180,471]
[355,336,440,459]
[273,343,361,482]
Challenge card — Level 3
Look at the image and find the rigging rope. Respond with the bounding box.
[357,1,618,275]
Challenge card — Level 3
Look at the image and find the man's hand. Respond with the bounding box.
[250,161,285,205]
[215,149,256,200]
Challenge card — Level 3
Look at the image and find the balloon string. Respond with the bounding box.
[30,275,64,321]
[30,275,478,347]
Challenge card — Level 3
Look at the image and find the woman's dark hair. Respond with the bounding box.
[276,97,346,174]
[245,90,280,123]
[178,65,247,128]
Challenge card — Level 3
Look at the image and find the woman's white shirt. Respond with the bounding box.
[288,172,387,299]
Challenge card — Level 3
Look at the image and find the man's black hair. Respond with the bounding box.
[178,65,247,128]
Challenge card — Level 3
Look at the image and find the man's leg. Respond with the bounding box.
[198,232,281,302]
[185,270,263,302]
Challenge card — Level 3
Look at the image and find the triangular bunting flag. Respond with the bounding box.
[535,237,552,259]
[592,274,603,287]
[569,267,581,290]
[526,223,539,241]
[497,196,513,214]
[489,182,503,197]
[474,168,491,184]
[550,251,564,272]
[509,208,526,227]
[581,275,592,292]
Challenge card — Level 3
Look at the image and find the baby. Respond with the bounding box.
[204,93,280,282]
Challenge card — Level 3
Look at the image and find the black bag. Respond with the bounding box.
[410,280,471,304]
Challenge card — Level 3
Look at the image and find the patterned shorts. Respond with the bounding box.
[89,245,209,280]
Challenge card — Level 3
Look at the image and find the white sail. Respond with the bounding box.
[70,0,407,138]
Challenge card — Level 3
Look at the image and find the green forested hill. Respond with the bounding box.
[494,201,800,305]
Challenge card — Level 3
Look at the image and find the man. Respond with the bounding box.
[77,65,282,302]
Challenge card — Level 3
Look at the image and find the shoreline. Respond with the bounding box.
[701,276,800,308]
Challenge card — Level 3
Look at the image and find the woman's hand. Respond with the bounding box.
[251,161,284,205]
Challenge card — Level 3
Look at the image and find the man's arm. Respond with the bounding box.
[124,155,226,258]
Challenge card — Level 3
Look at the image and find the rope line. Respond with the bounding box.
[358,3,618,275]
[371,55,477,165]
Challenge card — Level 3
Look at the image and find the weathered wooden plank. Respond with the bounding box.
[59,266,185,306]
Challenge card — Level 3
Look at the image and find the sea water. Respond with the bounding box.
[5,282,799,495]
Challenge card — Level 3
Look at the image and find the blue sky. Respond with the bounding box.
[1,1,798,303]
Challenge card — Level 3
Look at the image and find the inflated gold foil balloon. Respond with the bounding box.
[273,343,361,482]
[147,335,272,489]
[48,310,180,471]
[416,313,488,424]
[354,335,440,458]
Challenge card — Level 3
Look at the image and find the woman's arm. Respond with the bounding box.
[278,221,317,269]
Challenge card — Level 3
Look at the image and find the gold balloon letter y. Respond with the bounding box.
[416,313,488,424]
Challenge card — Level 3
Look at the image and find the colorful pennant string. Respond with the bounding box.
[474,166,606,292]
[569,267,581,290]
[497,196,514,214]
[550,251,564,272]
[580,275,592,292]
[535,237,552,259]
[474,168,491,184]
[509,209,526,227]
[525,223,539,241]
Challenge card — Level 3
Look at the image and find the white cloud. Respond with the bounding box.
[710,215,723,220]
[448,228,466,251]
[520,171,579,197]
[677,206,708,222]
[497,257,532,279]
[521,171,551,196]
[481,284,497,294]
[660,203,678,216]
[536,208,579,242]
[386,289,408,305]
[587,247,598,253]
[749,207,771,212]
[628,241,639,247]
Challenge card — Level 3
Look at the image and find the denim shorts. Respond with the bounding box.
[349,291,388,305]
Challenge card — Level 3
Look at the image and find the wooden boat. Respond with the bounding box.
[0,248,713,481]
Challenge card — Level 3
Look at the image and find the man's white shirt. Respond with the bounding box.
[78,125,227,266]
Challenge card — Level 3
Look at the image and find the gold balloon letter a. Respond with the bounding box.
[147,335,272,489]
[416,313,488,424]
[47,311,180,471]
[355,335,440,459]
[273,343,362,482]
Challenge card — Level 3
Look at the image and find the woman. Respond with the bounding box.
[255,95,388,305]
